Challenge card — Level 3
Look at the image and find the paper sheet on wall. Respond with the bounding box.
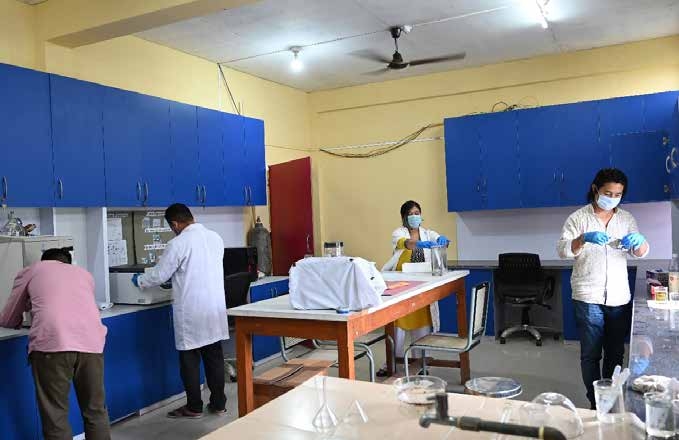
[108,240,128,267]
[107,218,123,241]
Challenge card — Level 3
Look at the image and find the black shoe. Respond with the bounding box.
[207,403,226,415]
[376,367,390,377]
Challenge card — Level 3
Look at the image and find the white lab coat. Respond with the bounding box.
[382,226,441,332]
[139,223,228,351]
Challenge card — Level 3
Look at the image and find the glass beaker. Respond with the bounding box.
[431,245,447,276]
[593,379,625,423]
[645,392,674,438]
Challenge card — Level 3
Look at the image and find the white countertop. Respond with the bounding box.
[227,270,469,322]
[201,376,642,440]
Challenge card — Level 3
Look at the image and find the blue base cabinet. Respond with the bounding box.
[250,278,289,362]
[439,270,494,336]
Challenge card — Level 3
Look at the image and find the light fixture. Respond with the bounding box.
[533,0,549,29]
[290,47,303,73]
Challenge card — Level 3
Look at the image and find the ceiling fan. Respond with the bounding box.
[356,26,466,74]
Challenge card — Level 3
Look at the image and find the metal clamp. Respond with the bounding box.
[57,178,64,199]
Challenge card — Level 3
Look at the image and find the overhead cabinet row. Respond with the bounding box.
[0,63,266,207]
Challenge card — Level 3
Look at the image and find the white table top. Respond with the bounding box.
[227,270,469,322]
[200,376,643,439]
[251,276,289,287]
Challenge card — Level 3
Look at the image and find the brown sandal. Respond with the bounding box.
[167,406,203,419]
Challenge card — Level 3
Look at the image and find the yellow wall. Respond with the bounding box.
[0,0,38,69]
[310,36,679,266]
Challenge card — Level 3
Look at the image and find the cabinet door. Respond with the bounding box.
[104,88,143,206]
[0,337,40,440]
[611,131,668,203]
[170,102,201,205]
[478,112,520,210]
[223,112,247,205]
[643,91,679,134]
[0,63,53,207]
[557,102,606,207]
[197,107,226,206]
[50,75,106,207]
[137,94,172,206]
[244,117,267,206]
[444,116,483,212]
[517,107,560,208]
[598,95,644,140]
[249,284,280,361]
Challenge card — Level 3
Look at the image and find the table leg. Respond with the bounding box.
[456,279,471,384]
[236,319,254,417]
[385,322,396,376]
[337,325,356,380]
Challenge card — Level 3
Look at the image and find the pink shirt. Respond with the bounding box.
[0,261,107,353]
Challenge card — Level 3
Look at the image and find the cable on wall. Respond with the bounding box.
[218,64,241,115]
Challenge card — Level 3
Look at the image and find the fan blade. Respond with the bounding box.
[408,52,466,66]
[349,49,393,64]
[363,67,391,76]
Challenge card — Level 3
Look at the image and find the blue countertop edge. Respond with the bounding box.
[447,259,668,270]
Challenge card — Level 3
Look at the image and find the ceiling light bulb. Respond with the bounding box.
[290,48,303,73]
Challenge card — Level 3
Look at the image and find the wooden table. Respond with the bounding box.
[201,376,644,439]
[229,271,469,416]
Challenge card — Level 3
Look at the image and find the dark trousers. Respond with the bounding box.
[30,351,111,440]
[573,300,632,409]
[179,340,226,413]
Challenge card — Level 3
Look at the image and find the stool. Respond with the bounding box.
[464,377,522,399]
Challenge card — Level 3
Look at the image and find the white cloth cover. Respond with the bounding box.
[289,257,386,311]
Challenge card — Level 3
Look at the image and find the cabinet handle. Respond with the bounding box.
[270,288,275,298]
[671,147,678,168]
[57,178,64,199]
[553,172,556,183]
[2,176,7,201]
[202,185,207,205]
[196,184,202,203]
[482,178,487,190]
[561,172,564,182]
[664,185,670,193]
[667,155,672,174]
[136,181,142,202]
[243,186,248,204]
[306,234,312,254]
[144,182,149,204]
[476,182,480,192]
[247,186,253,205]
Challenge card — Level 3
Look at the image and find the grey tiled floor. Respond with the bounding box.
[110,336,602,439]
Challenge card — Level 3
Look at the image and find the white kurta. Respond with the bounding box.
[138,223,228,351]
[382,226,442,332]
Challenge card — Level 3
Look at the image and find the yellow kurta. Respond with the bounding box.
[393,238,432,330]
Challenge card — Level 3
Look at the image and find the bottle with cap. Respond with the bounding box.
[669,253,679,302]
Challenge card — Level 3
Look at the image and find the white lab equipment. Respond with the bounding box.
[289,257,385,311]
[0,235,74,311]
[109,267,172,305]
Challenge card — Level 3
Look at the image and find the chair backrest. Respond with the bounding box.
[468,282,491,341]
[496,253,544,284]
[224,272,252,310]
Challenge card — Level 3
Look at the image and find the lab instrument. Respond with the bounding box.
[323,241,344,257]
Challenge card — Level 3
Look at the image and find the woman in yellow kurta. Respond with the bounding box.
[378,200,450,376]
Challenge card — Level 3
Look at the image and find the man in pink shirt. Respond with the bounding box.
[0,248,110,440]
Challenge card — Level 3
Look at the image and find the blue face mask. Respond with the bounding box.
[630,356,650,375]
[407,215,422,229]
[596,194,621,211]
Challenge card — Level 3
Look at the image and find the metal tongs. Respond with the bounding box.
[420,393,567,440]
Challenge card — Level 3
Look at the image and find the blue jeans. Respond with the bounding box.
[573,300,632,409]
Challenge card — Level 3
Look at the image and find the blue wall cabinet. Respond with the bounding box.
[611,132,669,203]
[0,336,40,440]
[250,279,289,361]
[196,107,226,206]
[478,112,521,210]
[103,88,144,206]
[223,112,248,205]
[137,94,173,207]
[50,75,107,207]
[243,117,267,206]
[444,116,484,211]
[0,63,53,207]
[438,270,493,336]
[170,102,201,205]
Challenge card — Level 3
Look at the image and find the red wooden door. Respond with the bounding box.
[269,157,313,276]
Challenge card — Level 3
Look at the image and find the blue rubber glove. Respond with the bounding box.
[416,240,434,249]
[436,236,450,247]
[131,273,141,288]
[622,232,646,250]
[583,231,609,245]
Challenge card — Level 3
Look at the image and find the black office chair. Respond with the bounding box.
[223,272,253,382]
[495,253,556,346]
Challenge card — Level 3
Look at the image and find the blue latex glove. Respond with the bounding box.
[416,240,434,249]
[436,236,450,246]
[131,273,141,288]
[583,231,609,245]
[630,356,650,375]
[622,232,646,250]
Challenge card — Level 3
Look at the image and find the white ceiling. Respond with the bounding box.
[137,0,679,92]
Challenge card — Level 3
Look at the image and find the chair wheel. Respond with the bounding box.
[229,375,237,382]
[500,337,506,344]
[417,369,429,376]
[536,340,542,347]
[553,333,561,341]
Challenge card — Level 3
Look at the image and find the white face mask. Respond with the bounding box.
[596,194,621,211]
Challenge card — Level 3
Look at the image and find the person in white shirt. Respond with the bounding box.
[133,204,228,418]
[557,168,649,409]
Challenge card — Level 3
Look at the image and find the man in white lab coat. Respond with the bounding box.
[133,203,228,418]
